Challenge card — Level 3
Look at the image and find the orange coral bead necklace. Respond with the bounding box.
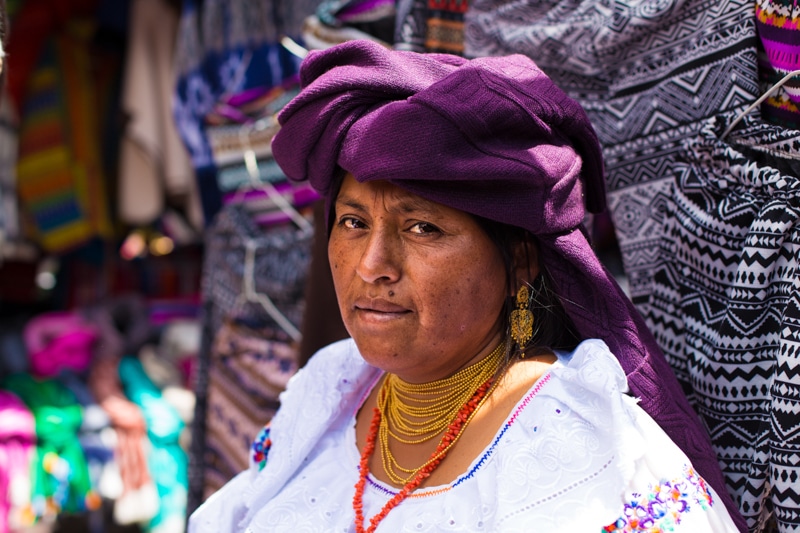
[352,373,502,533]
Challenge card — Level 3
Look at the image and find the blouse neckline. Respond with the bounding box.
[348,360,560,497]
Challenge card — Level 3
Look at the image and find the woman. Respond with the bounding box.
[189,40,745,531]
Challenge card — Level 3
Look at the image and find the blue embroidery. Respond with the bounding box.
[251,424,272,471]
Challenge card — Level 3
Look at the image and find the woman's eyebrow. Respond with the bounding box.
[334,196,367,211]
[335,195,441,216]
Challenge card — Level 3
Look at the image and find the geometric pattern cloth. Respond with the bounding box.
[204,319,298,499]
[424,0,469,54]
[755,0,800,129]
[651,112,800,532]
[460,0,782,530]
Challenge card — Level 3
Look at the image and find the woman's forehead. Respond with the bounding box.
[335,175,451,216]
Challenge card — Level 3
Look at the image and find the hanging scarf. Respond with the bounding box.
[119,356,187,533]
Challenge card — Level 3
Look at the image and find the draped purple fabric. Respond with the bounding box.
[271,39,735,524]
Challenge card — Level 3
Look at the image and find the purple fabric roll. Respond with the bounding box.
[271,39,731,516]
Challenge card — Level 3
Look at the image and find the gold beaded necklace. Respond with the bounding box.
[376,342,506,485]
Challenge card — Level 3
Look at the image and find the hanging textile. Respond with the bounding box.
[119,356,187,533]
[86,319,159,526]
[394,0,466,53]
[172,0,317,222]
[118,0,201,229]
[14,20,113,253]
[302,0,396,49]
[204,83,307,201]
[424,0,468,53]
[193,203,310,504]
[22,311,97,379]
[56,371,119,508]
[650,111,800,532]
[203,319,297,496]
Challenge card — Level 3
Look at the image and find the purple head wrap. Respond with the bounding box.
[272,40,739,527]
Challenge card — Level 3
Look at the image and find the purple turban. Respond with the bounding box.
[272,40,740,527]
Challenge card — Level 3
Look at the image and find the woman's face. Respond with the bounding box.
[328,174,508,383]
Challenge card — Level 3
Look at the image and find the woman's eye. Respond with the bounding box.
[409,222,440,234]
[340,217,365,229]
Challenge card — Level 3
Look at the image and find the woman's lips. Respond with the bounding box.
[353,298,410,316]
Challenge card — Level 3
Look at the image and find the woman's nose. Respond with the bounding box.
[355,230,401,284]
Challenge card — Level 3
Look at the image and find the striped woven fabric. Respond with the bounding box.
[15,25,111,252]
[425,0,469,54]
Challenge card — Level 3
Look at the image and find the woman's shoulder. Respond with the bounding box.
[537,338,686,471]
[526,338,631,423]
[554,338,628,389]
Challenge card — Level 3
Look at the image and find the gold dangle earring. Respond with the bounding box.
[510,285,534,357]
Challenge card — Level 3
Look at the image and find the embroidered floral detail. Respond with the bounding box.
[252,423,272,471]
[602,466,714,532]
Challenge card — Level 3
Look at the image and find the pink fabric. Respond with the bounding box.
[0,391,35,533]
[0,392,35,440]
[23,311,98,377]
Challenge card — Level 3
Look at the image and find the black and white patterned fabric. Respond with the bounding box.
[652,112,800,532]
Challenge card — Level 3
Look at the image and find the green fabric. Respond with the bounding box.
[2,373,92,516]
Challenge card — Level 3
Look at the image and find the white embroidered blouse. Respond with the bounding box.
[189,338,739,532]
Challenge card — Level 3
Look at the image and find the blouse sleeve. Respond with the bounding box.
[187,469,254,533]
[601,395,740,532]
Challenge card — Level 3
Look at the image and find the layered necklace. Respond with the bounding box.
[353,342,506,533]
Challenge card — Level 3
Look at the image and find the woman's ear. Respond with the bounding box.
[511,238,540,292]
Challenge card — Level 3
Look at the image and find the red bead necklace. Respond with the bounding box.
[353,378,497,533]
